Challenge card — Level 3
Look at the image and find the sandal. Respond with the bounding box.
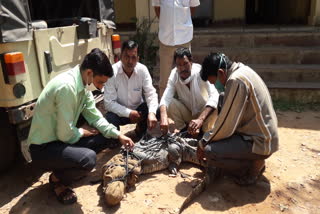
[234,166,265,186]
[56,187,77,205]
[49,173,77,205]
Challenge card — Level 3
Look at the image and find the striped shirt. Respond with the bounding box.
[202,63,279,155]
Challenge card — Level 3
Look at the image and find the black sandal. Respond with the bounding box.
[56,187,77,205]
[49,173,77,205]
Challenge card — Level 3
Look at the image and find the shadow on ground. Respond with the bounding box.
[9,184,84,214]
[0,158,44,208]
[175,171,271,212]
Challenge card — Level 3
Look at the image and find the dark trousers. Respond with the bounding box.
[105,102,148,132]
[204,134,269,177]
[29,134,119,185]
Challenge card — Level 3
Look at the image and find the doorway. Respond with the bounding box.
[246,0,311,25]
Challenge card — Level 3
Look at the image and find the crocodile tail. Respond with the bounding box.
[179,174,208,213]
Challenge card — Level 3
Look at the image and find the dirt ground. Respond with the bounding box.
[0,110,319,214]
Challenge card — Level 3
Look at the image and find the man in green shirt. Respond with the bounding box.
[28,48,134,204]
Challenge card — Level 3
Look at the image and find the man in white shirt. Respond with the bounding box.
[104,40,159,137]
[152,0,200,97]
[159,48,219,137]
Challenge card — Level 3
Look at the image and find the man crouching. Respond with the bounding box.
[28,48,134,204]
[159,48,220,137]
[198,53,279,185]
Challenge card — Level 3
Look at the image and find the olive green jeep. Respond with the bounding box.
[0,0,117,171]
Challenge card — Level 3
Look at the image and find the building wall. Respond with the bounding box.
[114,0,136,23]
[135,0,158,32]
[213,0,246,22]
[309,0,320,25]
[132,0,320,26]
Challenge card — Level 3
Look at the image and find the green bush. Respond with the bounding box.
[129,18,158,77]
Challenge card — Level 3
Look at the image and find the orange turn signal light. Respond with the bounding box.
[111,34,120,42]
[2,52,26,77]
[4,52,24,64]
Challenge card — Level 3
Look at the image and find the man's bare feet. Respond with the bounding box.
[234,159,266,186]
[249,159,265,177]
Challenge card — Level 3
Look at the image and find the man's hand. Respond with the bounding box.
[147,112,157,130]
[159,105,169,135]
[129,110,141,123]
[81,127,99,137]
[154,6,160,18]
[196,145,205,161]
[188,106,214,136]
[118,134,134,150]
[188,118,204,135]
[197,139,207,161]
[160,117,169,135]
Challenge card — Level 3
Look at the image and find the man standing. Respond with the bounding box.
[104,40,158,137]
[152,0,200,96]
[28,48,134,204]
[159,48,219,137]
[198,53,279,185]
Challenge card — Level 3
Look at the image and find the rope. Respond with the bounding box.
[105,132,194,184]
[125,148,129,181]
[106,149,138,184]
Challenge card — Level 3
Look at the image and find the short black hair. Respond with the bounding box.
[200,52,233,81]
[80,48,113,77]
[121,40,139,52]
[174,47,192,62]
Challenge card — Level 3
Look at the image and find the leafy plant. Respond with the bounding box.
[129,17,158,77]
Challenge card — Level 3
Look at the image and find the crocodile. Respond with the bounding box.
[102,132,209,208]
[128,132,206,175]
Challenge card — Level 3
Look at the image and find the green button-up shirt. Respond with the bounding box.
[27,65,120,146]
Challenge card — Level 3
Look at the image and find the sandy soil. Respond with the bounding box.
[0,110,319,214]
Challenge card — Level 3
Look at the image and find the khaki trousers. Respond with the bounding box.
[167,98,217,132]
[159,41,191,97]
